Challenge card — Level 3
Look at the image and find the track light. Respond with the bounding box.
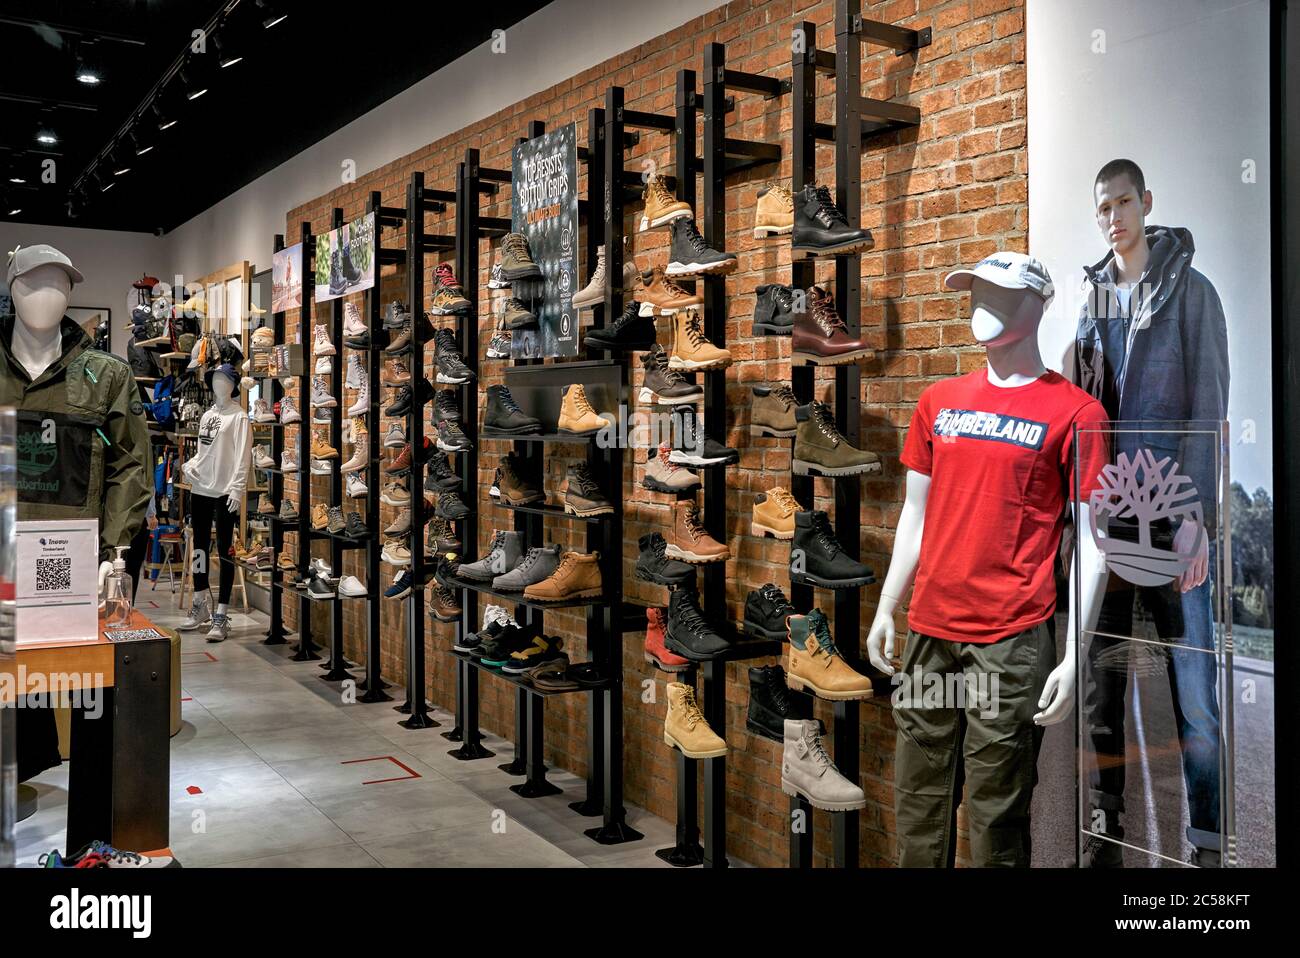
[214,34,242,68]
[152,102,177,132]
[131,129,154,156]
[7,176,25,185]
[36,129,58,146]
[180,67,207,101]
[256,1,288,29]
[74,42,102,85]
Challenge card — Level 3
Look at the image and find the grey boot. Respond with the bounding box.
[780,718,865,812]
[179,592,212,631]
[458,531,524,581]
[493,545,562,591]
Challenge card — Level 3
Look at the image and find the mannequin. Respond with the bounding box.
[866,252,1110,867]
[179,364,249,642]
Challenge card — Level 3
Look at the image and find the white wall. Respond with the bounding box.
[165,0,729,281]
[0,221,167,358]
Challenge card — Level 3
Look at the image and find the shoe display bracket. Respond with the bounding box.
[263,232,289,646]
[292,220,322,662]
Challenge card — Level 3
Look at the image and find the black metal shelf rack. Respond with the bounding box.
[262,232,291,647]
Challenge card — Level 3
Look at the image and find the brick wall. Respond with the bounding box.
[279,0,1027,868]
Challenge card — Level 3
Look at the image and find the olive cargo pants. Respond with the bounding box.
[893,621,1055,867]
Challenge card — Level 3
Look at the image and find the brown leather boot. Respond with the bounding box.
[428,585,461,622]
[637,267,702,316]
[792,285,871,365]
[666,499,730,564]
[557,384,611,436]
[669,308,731,371]
[523,551,603,601]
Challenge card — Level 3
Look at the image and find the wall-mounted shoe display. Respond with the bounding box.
[792,400,881,477]
[483,384,542,435]
[663,682,728,759]
[668,308,731,370]
[785,610,872,700]
[498,232,543,280]
[644,608,690,673]
[791,183,874,256]
[430,263,472,315]
[557,383,611,435]
[638,344,702,405]
[753,182,794,238]
[790,510,874,588]
[751,486,802,539]
[639,172,692,231]
[792,285,870,365]
[781,718,866,811]
[752,283,797,335]
[583,300,656,351]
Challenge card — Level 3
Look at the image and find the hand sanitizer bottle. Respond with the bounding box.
[104,546,133,629]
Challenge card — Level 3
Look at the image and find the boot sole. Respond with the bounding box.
[780,780,866,811]
[340,461,366,474]
[791,236,876,257]
[564,502,615,517]
[751,522,793,540]
[522,587,604,602]
[790,570,876,589]
[436,441,473,453]
[306,590,337,601]
[638,387,702,405]
[502,491,547,506]
[664,635,727,662]
[436,374,475,384]
[792,348,872,365]
[668,451,736,467]
[501,266,543,281]
[482,426,542,436]
[785,672,874,701]
[645,652,691,673]
[177,620,212,632]
[664,543,729,564]
[638,302,697,317]
[635,567,695,587]
[486,349,511,358]
[745,719,784,742]
[750,425,797,438]
[640,209,692,231]
[752,322,794,336]
[665,260,738,278]
[792,458,882,477]
[380,496,411,507]
[504,317,538,330]
[428,305,473,316]
[663,732,727,760]
[642,476,701,493]
[433,611,462,623]
[753,225,793,239]
[667,356,732,371]
[556,427,604,437]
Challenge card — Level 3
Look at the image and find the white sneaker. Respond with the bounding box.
[311,558,335,581]
[252,445,275,469]
[346,353,365,389]
[280,397,301,424]
[315,356,333,375]
[252,398,276,423]
[338,575,367,598]
[487,261,510,289]
[346,473,368,498]
[178,593,212,631]
[313,323,336,357]
[347,376,369,417]
[310,460,331,476]
[312,376,336,408]
[206,612,230,643]
[344,302,367,338]
[383,421,405,448]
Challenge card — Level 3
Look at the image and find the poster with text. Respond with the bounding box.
[272,242,303,313]
[313,213,375,304]
[510,123,579,358]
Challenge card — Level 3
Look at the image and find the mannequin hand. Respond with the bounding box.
[1175,520,1208,592]
[226,495,240,514]
[866,609,897,676]
[97,560,115,605]
[1034,656,1076,726]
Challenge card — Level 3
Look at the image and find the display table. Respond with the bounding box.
[5,609,171,855]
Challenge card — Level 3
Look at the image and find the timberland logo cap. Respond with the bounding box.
[944,251,1054,304]
[7,244,85,287]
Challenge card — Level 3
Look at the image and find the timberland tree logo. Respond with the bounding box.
[1088,449,1205,586]
[16,427,57,476]
[933,408,1047,450]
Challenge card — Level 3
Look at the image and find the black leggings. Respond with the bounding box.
[191,492,236,603]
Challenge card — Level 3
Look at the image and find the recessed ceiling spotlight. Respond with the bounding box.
[36,130,58,146]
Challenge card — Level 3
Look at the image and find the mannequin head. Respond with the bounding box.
[969,278,1047,347]
[211,374,235,405]
[11,263,72,333]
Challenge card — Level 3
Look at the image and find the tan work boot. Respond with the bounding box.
[753,182,794,238]
[637,267,702,316]
[311,503,329,530]
[751,383,798,437]
[668,308,731,371]
[557,384,611,436]
[643,440,701,493]
[640,173,692,231]
[311,431,338,460]
[663,682,728,758]
[523,551,603,601]
[751,486,802,540]
[666,499,730,564]
[785,609,873,701]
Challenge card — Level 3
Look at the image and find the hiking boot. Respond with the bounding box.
[792,510,874,588]
[669,411,738,467]
[752,486,802,539]
[426,517,461,556]
[436,419,473,452]
[381,539,411,566]
[666,217,736,277]
[382,357,410,385]
[311,434,339,460]
[386,443,414,475]
[326,506,346,534]
[313,323,336,357]
[344,300,367,336]
[781,718,866,810]
[281,447,299,472]
[563,461,612,516]
[433,390,460,423]
[493,544,562,592]
[523,551,602,601]
[280,396,301,424]
[501,634,565,675]
[178,592,212,631]
[311,376,335,408]
[498,232,543,280]
[252,399,275,423]
[666,499,729,564]
[206,612,231,643]
[500,297,536,329]
[430,263,472,315]
[346,374,370,416]
[346,473,367,499]
[340,436,368,473]
[644,607,689,672]
[435,492,470,520]
[643,440,701,493]
[384,384,413,417]
[664,682,728,759]
[753,182,794,238]
[426,454,462,492]
[256,494,275,515]
[747,665,813,742]
[572,244,640,309]
[785,610,872,700]
[791,183,874,256]
[311,503,329,530]
[314,355,333,376]
[483,384,542,435]
[638,344,702,405]
[637,266,702,316]
[384,509,412,536]
[380,480,410,507]
[752,283,797,335]
[669,308,731,371]
[664,588,729,660]
[751,383,798,437]
[557,383,610,435]
[635,532,694,587]
[429,585,461,622]
[279,499,299,521]
[793,285,871,365]
[383,421,405,448]
[498,451,545,505]
[743,583,797,640]
[344,512,368,538]
[434,329,475,384]
[384,318,412,354]
[640,172,692,231]
[486,325,511,359]
[792,400,881,477]
[345,353,365,389]
[584,299,656,351]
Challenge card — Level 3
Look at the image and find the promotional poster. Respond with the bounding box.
[271,242,303,313]
[313,214,375,304]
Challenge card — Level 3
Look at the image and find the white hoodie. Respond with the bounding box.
[184,403,251,501]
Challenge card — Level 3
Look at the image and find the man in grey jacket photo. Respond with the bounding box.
[1072,158,1230,867]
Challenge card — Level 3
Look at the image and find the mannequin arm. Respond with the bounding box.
[100,368,153,561]
[225,413,252,507]
[1035,501,1108,725]
[866,469,930,675]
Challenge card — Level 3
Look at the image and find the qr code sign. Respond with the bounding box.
[36,556,73,592]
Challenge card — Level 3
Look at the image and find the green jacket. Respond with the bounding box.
[0,315,153,562]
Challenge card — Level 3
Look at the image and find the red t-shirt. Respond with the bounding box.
[900,370,1110,643]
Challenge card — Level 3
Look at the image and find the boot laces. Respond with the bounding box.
[650,347,688,386]
[648,175,675,206]
[770,384,796,408]
[679,219,710,254]
[682,311,708,348]
[809,287,846,335]
[766,183,794,210]
[760,583,793,616]
[505,297,528,312]
[811,402,844,446]
[503,234,531,260]
[658,442,684,473]
[807,609,841,659]
[660,272,694,298]
[436,264,462,288]
[811,513,841,557]
[498,386,523,414]
[682,502,708,541]
[768,487,799,515]
[515,548,543,573]
[570,386,595,415]
[571,462,599,495]
[675,593,710,635]
[677,688,706,729]
[805,727,835,769]
[811,185,848,225]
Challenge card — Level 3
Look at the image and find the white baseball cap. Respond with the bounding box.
[6,243,85,287]
[945,252,1054,304]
